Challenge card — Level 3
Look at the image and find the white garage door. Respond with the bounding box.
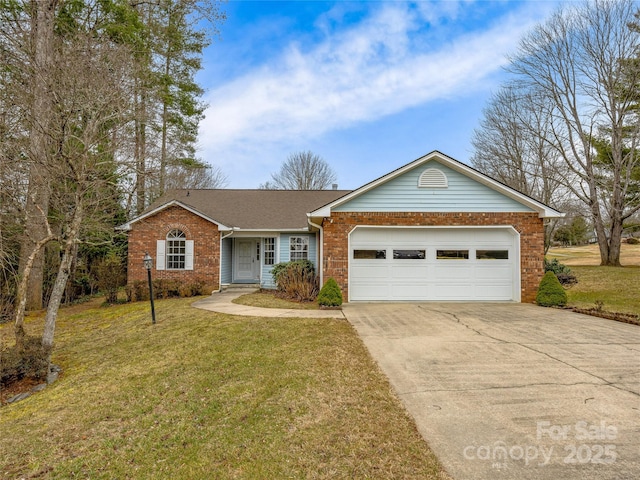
[349,227,519,301]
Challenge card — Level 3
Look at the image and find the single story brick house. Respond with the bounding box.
[121,151,562,302]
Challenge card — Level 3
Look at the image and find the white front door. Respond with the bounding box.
[235,239,259,281]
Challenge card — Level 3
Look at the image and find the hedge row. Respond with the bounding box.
[126,279,211,302]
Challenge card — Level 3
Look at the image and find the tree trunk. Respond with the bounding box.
[603,215,624,267]
[42,203,83,353]
[135,81,147,214]
[160,68,170,195]
[14,233,56,345]
[18,0,58,310]
[159,6,175,196]
[19,185,49,310]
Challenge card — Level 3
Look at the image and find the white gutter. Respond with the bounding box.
[307,215,324,287]
[218,229,235,292]
[227,227,310,233]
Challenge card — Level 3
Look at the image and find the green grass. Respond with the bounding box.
[565,265,640,315]
[232,290,319,310]
[546,245,640,316]
[548,243,640,266]
[0,298,447,479]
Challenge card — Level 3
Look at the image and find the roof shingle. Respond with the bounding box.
[143,189,352,230]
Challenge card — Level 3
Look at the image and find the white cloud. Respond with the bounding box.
[198,1,554,186]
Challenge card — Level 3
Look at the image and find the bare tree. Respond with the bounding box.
[6,0,59,311]
[0,42,29,319]
[164,163,228,190]
[5,5,134,357]
[2,0,223,326]
[472,86,568,205]
[260,151,337,190]
[471,86,573,251]
[501,0,640,266]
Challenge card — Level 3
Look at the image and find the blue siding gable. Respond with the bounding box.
[334,160,535,213]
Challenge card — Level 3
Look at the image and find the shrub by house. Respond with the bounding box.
[317,278,343,307]
[536,271,568,307]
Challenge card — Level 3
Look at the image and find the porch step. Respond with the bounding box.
[220,283,260,292]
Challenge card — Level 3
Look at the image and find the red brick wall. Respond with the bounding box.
[322,212,544,303]
[127,206,220,292]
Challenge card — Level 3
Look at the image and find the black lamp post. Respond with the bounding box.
[143,252,156,324]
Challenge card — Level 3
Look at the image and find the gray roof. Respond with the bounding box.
[140,189,352,230]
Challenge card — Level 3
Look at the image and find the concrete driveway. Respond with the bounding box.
[342,303,640,480]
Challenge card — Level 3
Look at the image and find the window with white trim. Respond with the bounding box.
[290,236,309,261]
[167,229,186,269]
[264,237,276,265]
[156,233,193,271]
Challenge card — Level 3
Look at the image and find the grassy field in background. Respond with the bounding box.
[0,298,448,479]
[547,243,640,266]
[548,244,640,315]
[561,265,640,315]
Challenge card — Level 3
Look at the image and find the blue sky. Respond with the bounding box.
[197,1,560,189]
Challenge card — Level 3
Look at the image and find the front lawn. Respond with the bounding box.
[0,298,448,479]
[232,290,319,310]
[563,265,640,316]
[548,244,640,316]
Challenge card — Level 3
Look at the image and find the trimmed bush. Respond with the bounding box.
[317,278,343,307]
[152,279,178,298]
[126,280,149,301]
[125,280,207,302]
[271,260,318,302]
[271,260,315,284]
[536,271,568,307]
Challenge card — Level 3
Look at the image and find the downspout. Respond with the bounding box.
[219,229,235,292]
[307,215,324,287]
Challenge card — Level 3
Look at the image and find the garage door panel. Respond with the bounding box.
[350,227,518,301]
[390,265,429,279]
[350,264,389,279]
[475,264,512,280]
[471,230,512,241]
[391,284,429,300]
[475,284,513,300]
[433,283,474,299]
[356,229,390,243]
[351,283,391,300]
[428,230,468,243]
[433,264,472,280]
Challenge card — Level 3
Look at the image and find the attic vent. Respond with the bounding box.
[418,168,448,188]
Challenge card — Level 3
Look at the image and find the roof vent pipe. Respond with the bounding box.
[332,184,338,190]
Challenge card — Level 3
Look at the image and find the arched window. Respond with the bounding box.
[166,229,186,269]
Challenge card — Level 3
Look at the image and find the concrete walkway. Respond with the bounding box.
[343,302,640,480]
[192,288,345,319]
